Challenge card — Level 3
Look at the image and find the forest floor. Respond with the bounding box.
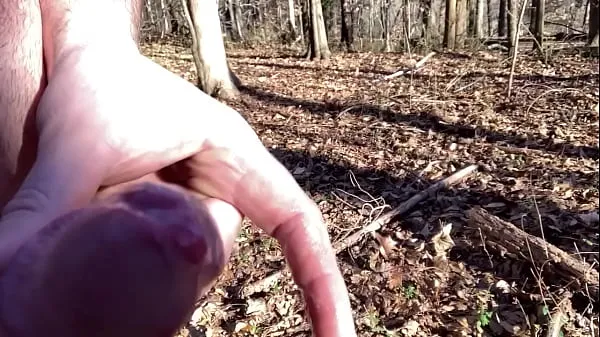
[141,41,599,337]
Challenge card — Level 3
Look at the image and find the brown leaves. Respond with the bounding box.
[143,41,599,337]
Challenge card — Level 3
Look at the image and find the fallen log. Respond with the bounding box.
[466,206,599,301]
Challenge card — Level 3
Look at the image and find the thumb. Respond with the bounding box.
[0,140,108,271]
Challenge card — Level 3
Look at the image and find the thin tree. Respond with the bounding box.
[382,0,392,51]
[306,0,332,59]
[444,0,457,49]
[506,0,518,53]
[589,0,599,46]
[341,0,355,51]
[456,0,468,48]
[288,0,298,40]
[182,0,241,99]
[533,0,544,51]
[474,0,485,38]
[498,0,507,36]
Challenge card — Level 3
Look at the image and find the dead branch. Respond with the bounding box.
[507,0,530,97]
[466,207,599,301]
[333,164,479,253]
[381,52,436,81]
[241,164,479,297]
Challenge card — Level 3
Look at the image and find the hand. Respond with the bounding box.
[0,45,356,336]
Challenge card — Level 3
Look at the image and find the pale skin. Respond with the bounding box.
[0,0,357,336]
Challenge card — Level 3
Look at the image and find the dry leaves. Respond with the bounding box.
[141,42,599,337]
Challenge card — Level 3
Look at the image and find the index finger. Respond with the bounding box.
[173,107,357,337]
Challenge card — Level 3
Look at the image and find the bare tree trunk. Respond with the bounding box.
[369,0,374,41]
[182,0,240,99]
[507,0,518,53]
[233,0,244,40]
[444,0,457,49]
[288,0,298,39]
[341,0,355,51]
[159,0,171,38]
[474,0,484,37]
[498,0,507,36]
[533,0,544,51]
[308,0,331,59]
[403,0,411,50]
[299,1,306,44]
[487,0,492,35]
[423,0,434,43]
[382,0,392,51]
[456,0,468,47]
[590,0,599,46]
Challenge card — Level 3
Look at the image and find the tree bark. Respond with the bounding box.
[533,0,544,51]
[423,0,434,42]
[182,0,240,99]
[474,0,484,37]
[456,0,468,47]
[498,0,507,36]
[369,0,374,41]
[307,0,331,59]
[507,0,518,53]
[589,0,599,46]
[444,0,457,49]
[288,0,298,39]
[466,207,599,300]
[341,0,355,51]
[382,0,392,51]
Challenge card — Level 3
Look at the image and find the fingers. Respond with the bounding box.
[174,142,357,336]
[0,138,107,272]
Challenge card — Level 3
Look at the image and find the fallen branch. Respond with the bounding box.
[241,164,479,297]
[333,164,479,252]
[380,52,436,81]
[466,207,599,301]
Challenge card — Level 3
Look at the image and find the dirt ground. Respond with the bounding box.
[140,41,599,337]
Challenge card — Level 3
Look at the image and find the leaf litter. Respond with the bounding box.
[141,41,599,337]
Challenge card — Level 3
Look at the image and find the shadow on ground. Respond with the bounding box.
[241,85,599,160]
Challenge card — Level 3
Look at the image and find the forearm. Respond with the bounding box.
[40,0,143,73]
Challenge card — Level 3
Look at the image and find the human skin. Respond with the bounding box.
[0,0,357,336]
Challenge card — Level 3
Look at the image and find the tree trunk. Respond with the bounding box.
[466,207,599,300]
[369,0,374,41]
[233,0,244,41]
[159,0,171,38]
[382,0,392,51]
[288,0,298,39]
[307,0,331,59]
[341,0,355,51]
[474,0,484,37]
[486,0,492,35]
[533,0,544,51]
[498,0,507,36]
[182,0,240,99]
[423,0,434,42]
[444,0,457,49]
[456,0,468,47]
[403,0,411,50]
[590,0,599,46]
[507,0,517,53]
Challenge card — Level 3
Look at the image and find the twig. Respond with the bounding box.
[332,164,478,253]
[381,52,436,80]
[241,164,479,297]
[507,0,530,97]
